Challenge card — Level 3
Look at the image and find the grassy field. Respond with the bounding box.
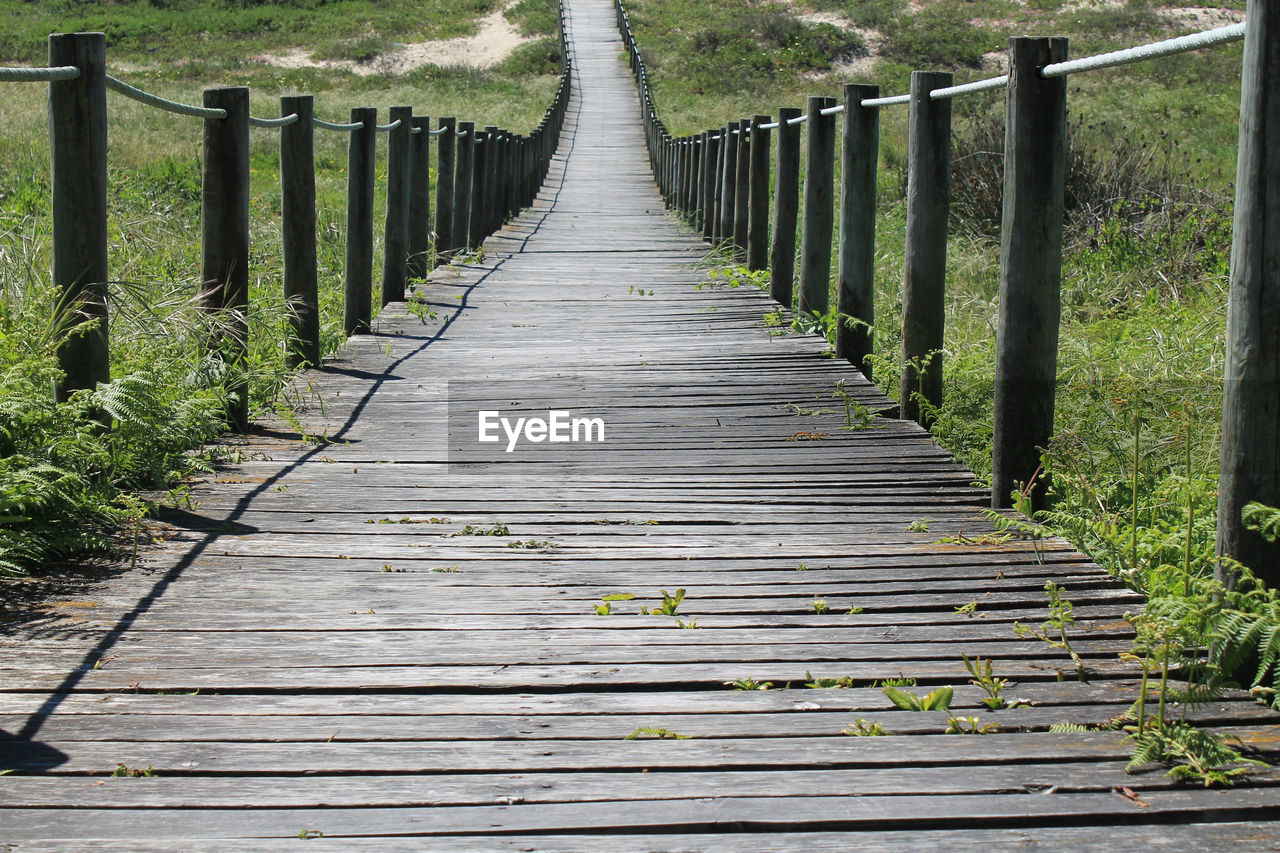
[0,0,561,581]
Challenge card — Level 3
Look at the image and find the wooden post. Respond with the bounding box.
[279,94,319,369]
[690,136,703,229]
[408,114,431,281]
[719,127,738,247]
[1218,0,1280,586]
[733,118,751,255]
[49,32,108,399]
[469,129,489,247]
[900,72,952,428]
[454,121,475,252]
[344,107,376,335]
[747,115,771,272]
[798,96,837,320]
[434,116,456,265]
[679,139,692,217]
[836,84,880,378]
[992,39,1068,510]
[200,86,251,432]
[483,126,502,237]
[701,131,719,242]
[381,105,412,307]
[770,106,802,309]
[711,127,727,244]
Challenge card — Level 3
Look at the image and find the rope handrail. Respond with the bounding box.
[106,74,226,119]
[930,75,1008,100]
[0,65,79,82]
[1042,20,1244,77]
[376,119,402,132]
[314,117,364,131]
[250,113,299,129]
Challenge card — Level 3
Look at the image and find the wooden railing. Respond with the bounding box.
[20,1,573,431]
[612,0,1279,583]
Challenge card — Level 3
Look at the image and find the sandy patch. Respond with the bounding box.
[1160,6,1246,28]
[257,1,535,76]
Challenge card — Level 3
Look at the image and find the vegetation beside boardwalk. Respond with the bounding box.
[0,0,560,580]
[627,0,1280,723]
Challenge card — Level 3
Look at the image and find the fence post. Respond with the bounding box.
[381,105,412,307]
[344,107,376,335]
[49,32,108,400]
[836,84,880,378]
[280,94,319,369]
[200,86,251,432]
[770,106,802,309]
[900,71,952,428]
[991,39,1068,510]
[454,121,475,252]
[798,96,837,321]
[701,130,718,242]
[1218,1,1280,586]
[747,115,771,272]
[733,118,751,254]
[719,127,738,247]
[408,114,431,281]
[469,128,489,248]
[711,127,727,243]
[483,126,502,236]
[435,116,456,265]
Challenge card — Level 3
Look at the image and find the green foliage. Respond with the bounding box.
[1127,722,1265,787]
[1015,582,1086,682]
[506,0,558,37]
[729,676,774,690]
[805,671,857,689]
[880,4,999,69]
[0,0,502,64]
[1243,502,1280,543]
[844,718,886,736]
[882,685,953,712]
[624,726,690,740]
[962,654,1026,711]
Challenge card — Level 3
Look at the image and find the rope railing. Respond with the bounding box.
[314,117,364,132]
[614,0,1278,579]
[250,113,299,129]
[0,65,79,82]
[106,74,226,119]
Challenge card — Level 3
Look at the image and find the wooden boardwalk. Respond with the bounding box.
[3,0,1279,846]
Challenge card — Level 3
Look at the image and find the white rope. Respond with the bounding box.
[106,75,226,119]
[930,75,1008,100]
[249,113,299,128]
[786,113,808,126]
[0,65,79,82]
[1043,21,1244,77]
[314,117,364,131]
[819,104,845,116]
[758,121,780,130]
[430,127,449,136]
[375,119,402,132]
[860,94,910,108]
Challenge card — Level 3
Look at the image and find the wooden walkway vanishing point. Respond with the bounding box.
[3,0,1280,847]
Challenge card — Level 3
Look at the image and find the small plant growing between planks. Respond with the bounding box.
[1015,581,1086,682]
[625,726,690,740]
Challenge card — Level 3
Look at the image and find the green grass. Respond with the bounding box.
[0,0,503,65]
[0,0,560,578]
